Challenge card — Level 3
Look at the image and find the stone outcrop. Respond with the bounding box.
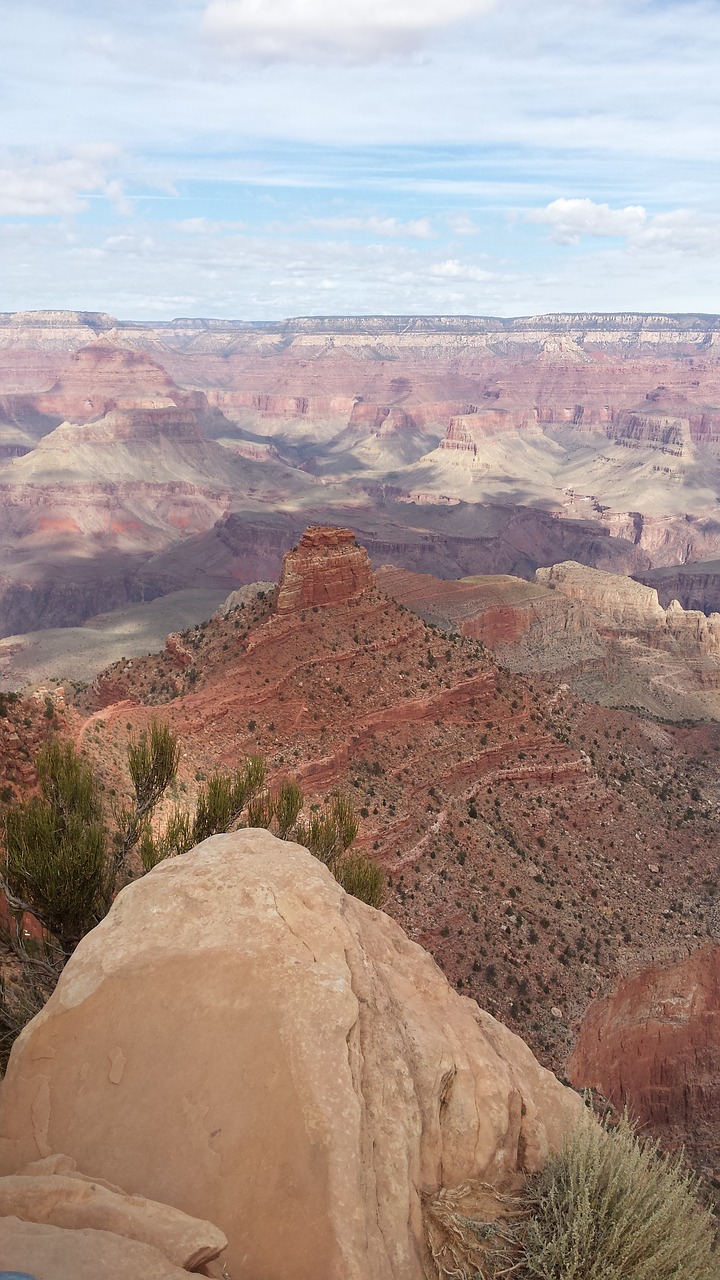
[0,1158,226,1268]
[0,1215,204,1279]
[376,561,720,720]
[0,1153,227,1277]
[375,565,603,670]
[275,524,374,613]
[567,945,720,1175]
[0,830,582,1280]
[537,560,720,654]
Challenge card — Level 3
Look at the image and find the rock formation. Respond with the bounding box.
[376,565,603,669]
[0,1154,226,1273]
[378,560,720,720]
[567,945,720,1175]
[0,829,582,1280]
[275,524,374,612]
[537,560,720,653]
[68,549,720,1072]
[6,309,720,629]
[637,558,720,615]
[0,1215,214,1279]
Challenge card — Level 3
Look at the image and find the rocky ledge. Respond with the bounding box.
[567,944,720,1178]
[0,1153,226,1278]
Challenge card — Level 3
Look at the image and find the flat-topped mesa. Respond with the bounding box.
[276,525,374,613]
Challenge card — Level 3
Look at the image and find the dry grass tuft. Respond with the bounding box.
[425,1111,720,1280]
[423,1179,525,1279]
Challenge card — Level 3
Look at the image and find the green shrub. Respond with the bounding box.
[4,741,107,953]
[274,781,304,839]
[425,1112,719,1280]
[519,1111,719,1280]
[334,851,385,908]
[294,793,358,867]
[2,731,380,1061]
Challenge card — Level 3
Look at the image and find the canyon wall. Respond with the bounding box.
[5,309,720,632]
[568,946,720,1176]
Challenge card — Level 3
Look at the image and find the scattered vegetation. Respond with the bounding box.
[4,741,107,955]
[0,722,383,1067]
[425,1110,720,1280]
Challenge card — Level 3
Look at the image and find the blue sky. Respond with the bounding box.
[2,0,720,318]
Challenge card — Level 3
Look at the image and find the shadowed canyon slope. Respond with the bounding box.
[5,310,720,633]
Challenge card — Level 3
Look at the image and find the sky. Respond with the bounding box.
[2,0,720,319]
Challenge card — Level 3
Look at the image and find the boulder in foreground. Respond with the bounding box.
[0,830,582,1280]
[0,1159,226,1268]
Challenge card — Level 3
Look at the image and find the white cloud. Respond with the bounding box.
[308,215,433,239]
[0,147,127,217]
[526,198,647,245]
[202,0,498,58]
[630,208,720,255]
[447,214,481,235]
[526,197,720,256]
[428,258,501,282]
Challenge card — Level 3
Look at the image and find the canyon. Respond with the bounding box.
[380,559,720,722]
[32,529,714,1148]
[3,311,720,1221]
[4,310,720,637]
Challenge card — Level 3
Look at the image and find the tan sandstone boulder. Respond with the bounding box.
[0,1214,201,1279]
[0,830,582,1280]
[0,1168,227,1268]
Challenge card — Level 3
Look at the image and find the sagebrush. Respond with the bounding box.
[519,1111,719,1280]
[425,1109,720,1280]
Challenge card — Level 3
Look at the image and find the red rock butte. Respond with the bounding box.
[275,525,373,613]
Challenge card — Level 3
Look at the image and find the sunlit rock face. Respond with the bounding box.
[5,309,720,635]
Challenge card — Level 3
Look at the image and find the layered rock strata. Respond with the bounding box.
[0,1153,227,1277]
[275,524,374,612]
[537,560,720,655]
[0,830,582,1280]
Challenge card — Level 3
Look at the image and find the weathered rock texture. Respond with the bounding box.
[276,524,374,613]
[567,945,720,1174]
[376,565,603,669]
[9,309,720,631]
[377,560,720,720]
[0,1161,226,1268]
[0,830,582,1280]
[0,1215,200,1280]
[537,560,720,653]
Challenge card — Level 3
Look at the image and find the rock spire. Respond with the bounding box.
[276,525,373,613]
